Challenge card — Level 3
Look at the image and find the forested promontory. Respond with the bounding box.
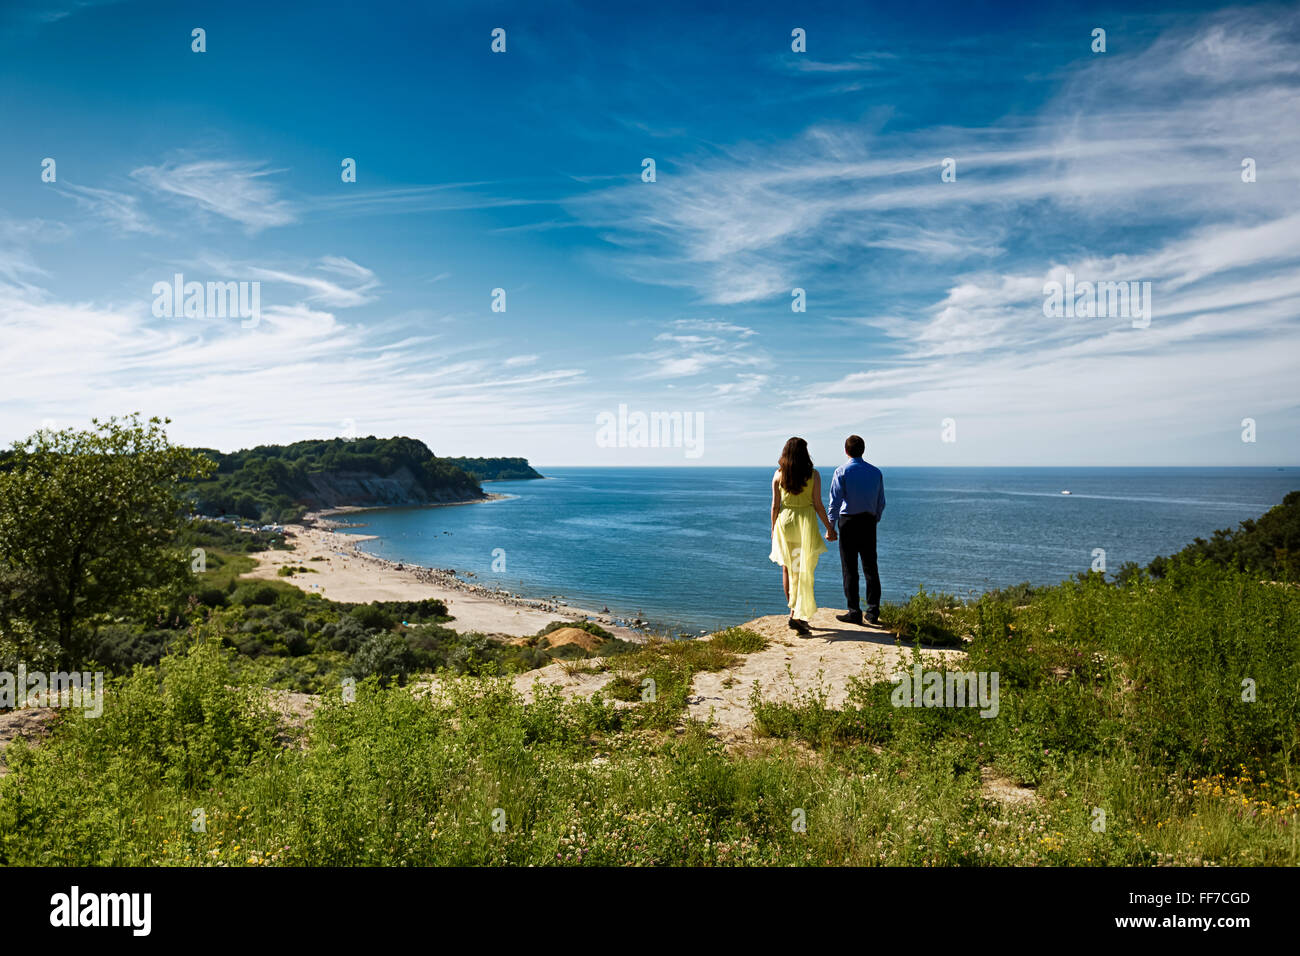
[187,438,543,521]
[442,457,544,482]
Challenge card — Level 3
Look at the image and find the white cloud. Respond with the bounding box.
[0,262,586,455]
[575,10,1300,309]
[244,257,381,308]
[626,319,765,381]
[131,159,297,233]
[0,215,65,291]
[57,182,157,235]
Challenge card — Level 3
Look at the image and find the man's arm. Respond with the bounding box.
[828,469,844,525]
[875,473,886,520]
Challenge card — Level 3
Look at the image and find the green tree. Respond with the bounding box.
[0,414,213,664]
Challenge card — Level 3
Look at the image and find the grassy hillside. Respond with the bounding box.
[2,517,1297,866]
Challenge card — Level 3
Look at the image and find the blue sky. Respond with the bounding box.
[0,0,1297,466]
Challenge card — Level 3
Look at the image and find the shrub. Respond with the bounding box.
[195,586,228,608]
[348,631,416,686]
[87,624,177,672]
[349,604,395,632]
[536,619,613,640]
[233,583,279,607]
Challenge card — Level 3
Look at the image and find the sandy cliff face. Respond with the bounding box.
[300,466,483,508]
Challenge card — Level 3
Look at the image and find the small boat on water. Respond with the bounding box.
[1060,490,1072,495]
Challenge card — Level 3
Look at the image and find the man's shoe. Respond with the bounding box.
[836,611,864,626]
[866,612,881,626]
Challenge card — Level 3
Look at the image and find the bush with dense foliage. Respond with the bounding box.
[1149,489,1300,582]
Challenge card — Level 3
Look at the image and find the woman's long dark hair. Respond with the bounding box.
[778,437,814,494]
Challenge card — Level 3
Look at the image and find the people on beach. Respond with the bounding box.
[769,437,836,634]
[828,434,886,626]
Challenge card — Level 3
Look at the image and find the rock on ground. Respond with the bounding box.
[0,707,59,776]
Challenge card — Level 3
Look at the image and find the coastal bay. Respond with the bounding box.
[246,510,645,641]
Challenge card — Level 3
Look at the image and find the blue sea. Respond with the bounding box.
[336,467,1297,634]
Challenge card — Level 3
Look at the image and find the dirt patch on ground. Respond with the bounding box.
[421,607,973,746]
[510,660,620,702]
[0,708,59,775]
[540,627,605,652]
[260,688,319,745]
[410,658,629,707]
[687,608,967,745]
[979,767,1038,806]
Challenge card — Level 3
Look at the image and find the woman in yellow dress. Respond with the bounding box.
[769,437,836,634]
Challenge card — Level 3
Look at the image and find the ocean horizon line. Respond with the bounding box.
[525,463,1298,470]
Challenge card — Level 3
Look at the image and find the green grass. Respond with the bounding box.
[2,564,1296,867]
[877,588,966,646]
[599,628,768,721]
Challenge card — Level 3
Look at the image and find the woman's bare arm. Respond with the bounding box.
[812,471,836,536]
[771,472,781,531]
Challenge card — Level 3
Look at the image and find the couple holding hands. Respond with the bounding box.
[769,434,885,635]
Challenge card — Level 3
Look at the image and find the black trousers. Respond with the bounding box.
[838,513,881,616]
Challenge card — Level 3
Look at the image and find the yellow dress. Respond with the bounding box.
[768,473,827,621]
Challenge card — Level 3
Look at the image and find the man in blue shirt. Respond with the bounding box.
[826,435,885,626]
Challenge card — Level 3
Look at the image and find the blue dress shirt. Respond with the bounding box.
[828,457,885,526]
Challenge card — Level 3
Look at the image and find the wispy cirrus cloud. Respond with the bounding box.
[1,0,128,27]
[0,215,67,290]
[307,182,545,218]
[782,52,895,73]
[246,256,382,308]
[131,159,298,233]
[626,318,764,380]
[174,254,382,310]
[57,182,158,235]
[574,9,1300,313]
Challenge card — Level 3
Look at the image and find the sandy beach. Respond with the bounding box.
[246,512,644,641]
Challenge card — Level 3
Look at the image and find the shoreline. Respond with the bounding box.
[310,491,511,518]
[247,507,649,642]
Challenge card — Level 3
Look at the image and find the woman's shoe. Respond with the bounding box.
[791,618,812,635]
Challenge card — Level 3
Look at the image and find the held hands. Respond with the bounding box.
[825,527,837,542]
